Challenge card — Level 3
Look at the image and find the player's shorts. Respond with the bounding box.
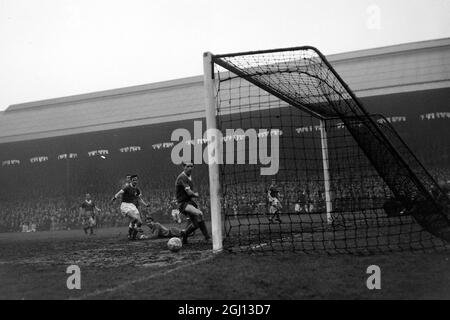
[269,198,282,213]
[120,202,141,221]
[88,216,96,227]
[82,213,95,227]
[179,200,203,223]
[178,200,198,214]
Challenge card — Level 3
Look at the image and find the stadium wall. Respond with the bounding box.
[0,87,448,200]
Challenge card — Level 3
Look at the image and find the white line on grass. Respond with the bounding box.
[72,252,217,300]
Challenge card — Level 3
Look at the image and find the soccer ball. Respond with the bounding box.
[167,237,182,252]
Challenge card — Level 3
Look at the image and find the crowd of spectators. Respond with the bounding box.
[0,165,448,233]
[0,167,211,232]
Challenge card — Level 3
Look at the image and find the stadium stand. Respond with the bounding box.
[0,38,449,233]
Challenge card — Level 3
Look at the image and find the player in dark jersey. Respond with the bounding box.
[111,174,150,240]
[268,179,282,223]
[122,173,140,238]
[294,188,306,214]
[123,174,133,236]
[121,173,146,237]
[175,161,210,244]
[79,193,101,235]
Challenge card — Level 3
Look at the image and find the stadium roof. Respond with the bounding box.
[0,38,449,144]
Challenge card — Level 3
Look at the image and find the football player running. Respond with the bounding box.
[111,174,150,240]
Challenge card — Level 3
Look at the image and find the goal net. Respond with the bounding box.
[203,47,450,254]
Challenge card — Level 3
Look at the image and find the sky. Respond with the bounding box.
[0,0,449,111]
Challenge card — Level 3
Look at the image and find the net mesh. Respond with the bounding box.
[210,47,450,254]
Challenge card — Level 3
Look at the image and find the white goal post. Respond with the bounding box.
[203,52,223,252]
[203,52,334,252]
[319,120,333,224]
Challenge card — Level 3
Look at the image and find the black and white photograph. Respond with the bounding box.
[0,0,449,305]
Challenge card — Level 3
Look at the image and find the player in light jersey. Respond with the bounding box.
[268,179,282,223]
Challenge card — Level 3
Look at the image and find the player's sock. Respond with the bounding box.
[180,230,187,244]
[198,221,210,240]
[128,227,134,239]
[181,224,197,244]
[131,228,139,240]
[130,221,138,239]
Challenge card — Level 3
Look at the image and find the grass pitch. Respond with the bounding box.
[0,226,449,300]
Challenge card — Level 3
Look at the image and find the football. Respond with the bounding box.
[167,237,182,252]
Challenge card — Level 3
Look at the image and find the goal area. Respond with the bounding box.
[203,46,450,254]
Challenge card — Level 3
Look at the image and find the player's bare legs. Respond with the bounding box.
[267,180,282,223]
[175,162,209,244]
[269,210,282,223]
[88,215,96,235]
[128,221,134,239]
[128,213,142,241]
[181,204,210,244]
[112,174,149,241]
[269,199,282,223]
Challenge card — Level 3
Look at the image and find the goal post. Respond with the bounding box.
[203,46,450,254]
[319,119,333,225]
[203,52,223,252]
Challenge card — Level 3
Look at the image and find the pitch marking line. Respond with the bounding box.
[72,252,217,300]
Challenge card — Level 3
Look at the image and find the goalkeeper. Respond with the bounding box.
[268,178,283,223]
[139,215,193,240]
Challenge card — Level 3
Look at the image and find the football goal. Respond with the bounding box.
[203,46,450,254]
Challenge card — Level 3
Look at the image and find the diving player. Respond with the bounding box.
[139,215,185,239]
